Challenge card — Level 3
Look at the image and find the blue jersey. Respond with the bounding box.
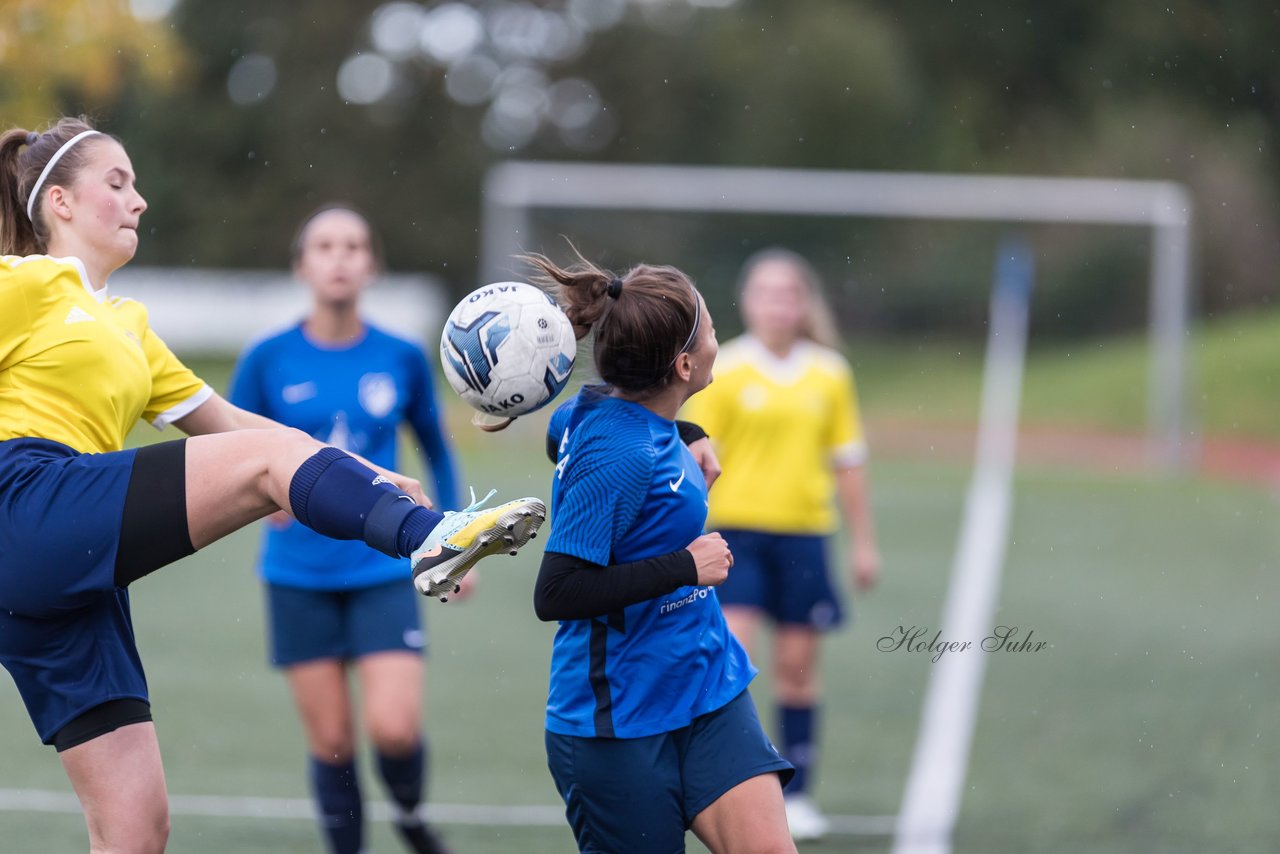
[230,322,459,590]
[543,387,755,739]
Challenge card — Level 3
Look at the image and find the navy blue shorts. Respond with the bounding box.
[265,578,426,667]
[545,689,794,853]
[0,438,193,744]
[716,529,845,630]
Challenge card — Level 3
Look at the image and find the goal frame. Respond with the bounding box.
[480,161,1194,469]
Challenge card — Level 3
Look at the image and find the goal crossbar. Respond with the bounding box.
[482,162,1194,468]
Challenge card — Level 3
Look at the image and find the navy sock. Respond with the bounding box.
[779,704,817,795]
[289,448,445,558]
[397,507,439,559]
[309,756,363,854]
[377,741,426,814]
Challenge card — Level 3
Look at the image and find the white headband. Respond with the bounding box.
[26,130,102,222]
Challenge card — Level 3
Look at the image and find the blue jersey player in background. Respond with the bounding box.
[528,250,798,854]
[231,206,458,854]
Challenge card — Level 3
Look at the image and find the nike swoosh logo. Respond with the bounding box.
[668,469,686,492]
[282,382,317,403]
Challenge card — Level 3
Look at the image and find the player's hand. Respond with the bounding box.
[387,472,431,508]
[686,437,721,490]
[357,457,432,509]
[686,532,733,587]
[852,541,881,592]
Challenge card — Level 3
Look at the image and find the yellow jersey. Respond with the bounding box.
[0,255,211,454]
[682,336,867,535]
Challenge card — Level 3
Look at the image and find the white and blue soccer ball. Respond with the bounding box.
[440,281,576,418]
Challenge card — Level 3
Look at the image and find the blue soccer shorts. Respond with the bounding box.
[545,689,794,853]
[0,437,194,746]
[265,578,426,667]
[714,529,845,630]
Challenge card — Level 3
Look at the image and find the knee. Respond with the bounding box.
[774,664,818,702]
[309,727,357,765]
[367,716,420,757]
[146,807,171,854]
[270,426,320,455]
[91,801,168,854]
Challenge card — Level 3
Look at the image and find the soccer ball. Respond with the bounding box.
[439,282,577,418]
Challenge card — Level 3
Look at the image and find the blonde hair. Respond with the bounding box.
[738,247,841,349]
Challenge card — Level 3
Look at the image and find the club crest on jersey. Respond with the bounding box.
[359,373,397,418]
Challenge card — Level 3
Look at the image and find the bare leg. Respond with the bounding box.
[690,773,796,854]
[722,605,764,662]
[286,659,356,763]
[60,722,169,854]
[358,651,423,757]
[774,626,828,838]
[774,626,821,706]
[359,652,452,852]
[183,428,328,550]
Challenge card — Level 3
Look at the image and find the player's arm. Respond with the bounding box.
[835,463,880,592]
[173,391,281,434]
[829,364,880,591]
[537,426,722,621]
[534,533,732,621]
[677,421,721,489]
[406,353,462,510]
[534,550,695,621]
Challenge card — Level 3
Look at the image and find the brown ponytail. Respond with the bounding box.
[0,129,40,256]
[523,244,701,396]
[0,117,110,256]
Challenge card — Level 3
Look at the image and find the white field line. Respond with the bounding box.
[892,246,1033,854]
[0,788,897,835]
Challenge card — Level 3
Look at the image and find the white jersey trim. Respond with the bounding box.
[46,255,107,302]
[724,335,848,385]
[6,254,109,302]
[832,439,869,468]
[151,385,214,430]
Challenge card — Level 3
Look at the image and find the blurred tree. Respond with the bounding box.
[0,0,185,126]
[40,0,1277,333]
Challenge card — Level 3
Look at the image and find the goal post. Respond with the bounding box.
[480,161,1195,470]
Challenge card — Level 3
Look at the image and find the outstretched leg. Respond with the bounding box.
[178,428,544,599]
[182,427,438,550]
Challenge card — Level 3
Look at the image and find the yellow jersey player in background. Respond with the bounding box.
[683,247,881,842]
[0,117,543,854]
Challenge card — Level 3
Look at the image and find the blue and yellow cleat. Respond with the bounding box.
[410,488,546,601]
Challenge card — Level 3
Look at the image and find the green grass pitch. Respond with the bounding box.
[1,407,1276,852]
